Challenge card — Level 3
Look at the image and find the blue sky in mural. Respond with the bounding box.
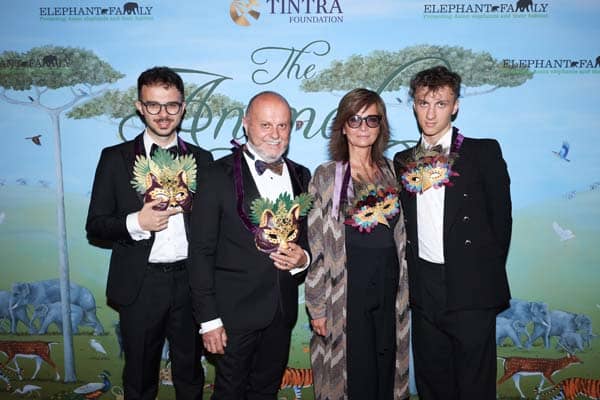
[1,0,599,209]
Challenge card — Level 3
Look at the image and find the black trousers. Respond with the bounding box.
[212,307,291,400]
[411,258,497,400]
[119,263,204,400]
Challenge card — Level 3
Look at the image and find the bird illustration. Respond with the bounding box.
[395,97,403,104]
[27,96,35,102]
[12,384,42,397]
[552,221,575,242]
[89,339,107,358]
[552,141,571,162]
[25,134,42,145]
[73,371,111,399]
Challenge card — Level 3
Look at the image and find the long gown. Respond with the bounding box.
[345,212,400,399]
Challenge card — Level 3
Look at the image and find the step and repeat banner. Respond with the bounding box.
[0,1,599,399]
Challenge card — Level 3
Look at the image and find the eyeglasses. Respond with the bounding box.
[140,101,183,115]
[346,115,382,129]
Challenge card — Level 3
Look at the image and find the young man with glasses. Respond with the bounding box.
[86,66,213,400]
[394,66,512,399]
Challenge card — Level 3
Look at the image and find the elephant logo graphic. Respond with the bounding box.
[515,0,533,12]
[42,55,58,68]
[595,55,600,67]
[230,0,261,27]
[123,2,139,15]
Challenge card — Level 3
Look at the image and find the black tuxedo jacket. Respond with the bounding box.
[189,149,311,331]
[393,128,512,312]
[86,133,213,306]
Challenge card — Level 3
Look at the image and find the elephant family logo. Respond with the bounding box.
[230,0,261,27]
[515,0,532,12]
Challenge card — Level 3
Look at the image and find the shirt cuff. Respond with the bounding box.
[200,318,223,334]
[290,250,311,275]
[126,212,151,241]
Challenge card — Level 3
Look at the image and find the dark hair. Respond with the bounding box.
[137,66,184,100]
[409,65,461,100]
[329,88,390,163]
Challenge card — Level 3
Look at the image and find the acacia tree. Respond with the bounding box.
[0,45,123,382]
[69,72,245,150]
[301,44,533,99]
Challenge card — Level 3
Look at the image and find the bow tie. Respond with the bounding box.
[255,159,284,176]
[150,143,178,158]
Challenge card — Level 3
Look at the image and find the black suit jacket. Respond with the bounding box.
[393,128,512,312]
[86,133,213,306]
[189,149,311,331]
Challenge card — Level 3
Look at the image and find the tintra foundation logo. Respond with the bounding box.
[230,0,344,27]
[423,0,549,20]
[230,0,261,26]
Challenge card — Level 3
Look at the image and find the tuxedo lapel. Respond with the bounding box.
[241,155,261,212]
[285,159,303,196]
[126,133,146,205]
[443,130,466,236]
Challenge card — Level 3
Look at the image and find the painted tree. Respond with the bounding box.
[0,45,124,382]
[69,70,245,149]
[300,45,533,149]
[301,44,533,97]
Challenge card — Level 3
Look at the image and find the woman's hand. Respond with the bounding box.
[311,317,327,337]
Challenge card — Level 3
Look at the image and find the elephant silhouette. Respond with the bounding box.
[516,0,532,12]
[123,2,139,14]
[596,55,600,67]
[570,61,579,67]
[491,6,499,11]
[42,54,58,67]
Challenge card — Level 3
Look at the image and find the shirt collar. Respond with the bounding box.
[421,126,453,151]
[143,130,178,156]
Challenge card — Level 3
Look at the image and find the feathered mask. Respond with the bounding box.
[250,192,313,253]
[131,148,197,212]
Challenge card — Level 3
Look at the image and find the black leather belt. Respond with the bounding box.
[147,260,186,273]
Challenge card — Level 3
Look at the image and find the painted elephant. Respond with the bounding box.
[498,298,550,348]
[10,279,104,335]
[30,303,84,334]
[496,317,530,348]
[123,2,138,14]
[556,331,585,353]
[0,290,32,333]
[529,309,593,348]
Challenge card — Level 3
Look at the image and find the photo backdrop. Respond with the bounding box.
[0,1,599,399]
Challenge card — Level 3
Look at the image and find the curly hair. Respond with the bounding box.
[409,65,461,100]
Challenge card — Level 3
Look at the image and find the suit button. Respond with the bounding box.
[407,240,411,244]
[463,193,469,198]
[464,239,472,246]
[463,216,470,222]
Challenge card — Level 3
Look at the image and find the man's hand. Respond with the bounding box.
[311,317,327,337]
[269,242,307,271]
[137,199,182,232]
[202,326,227,354]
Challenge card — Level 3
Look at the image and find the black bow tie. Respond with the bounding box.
[255,159,284,176]
[150,143,178,158]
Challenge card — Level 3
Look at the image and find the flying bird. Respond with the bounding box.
[552,221,575,242]
[25,135,42,146]
[552,141,571,162]
[89,339,108,357]
[12,384,42,396]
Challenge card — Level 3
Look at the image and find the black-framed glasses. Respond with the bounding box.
[346,114,382,129]
[141,101,183,115]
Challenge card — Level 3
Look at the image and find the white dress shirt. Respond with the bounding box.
[417,127,453,264]
[125,131,188,263]
[201,143,310,334]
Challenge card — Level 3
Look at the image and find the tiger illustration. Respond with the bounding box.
[538,377,600,400]
[279,367,313,400]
